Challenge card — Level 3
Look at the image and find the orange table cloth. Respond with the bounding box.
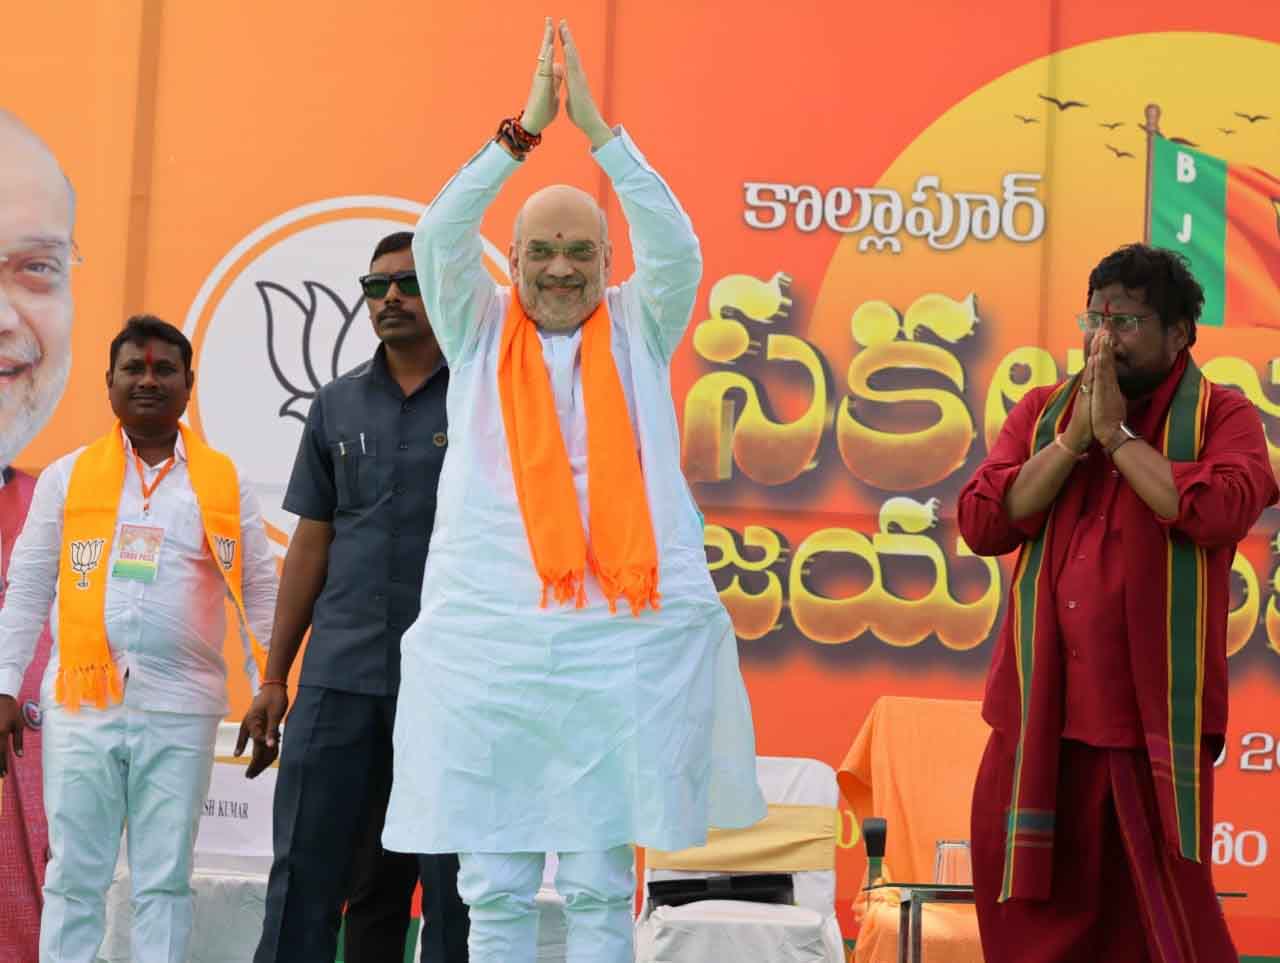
[838,696,990,963]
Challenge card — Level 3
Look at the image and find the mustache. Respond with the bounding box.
[377,306,413,321]
[0,333,41,368]
[538,279,584,290]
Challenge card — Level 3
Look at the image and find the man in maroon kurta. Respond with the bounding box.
[0,109,76,962]
[0,470,54,961]
[958,244,1277,962]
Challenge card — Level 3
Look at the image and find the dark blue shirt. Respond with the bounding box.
[283,345,448,694]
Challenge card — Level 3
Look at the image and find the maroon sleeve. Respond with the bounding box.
[957,387,1054,556]
[1159,385,1279,548]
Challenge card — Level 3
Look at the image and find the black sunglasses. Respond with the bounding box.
[359,270,421,299]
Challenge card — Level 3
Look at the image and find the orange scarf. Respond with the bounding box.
[497,293,659,615]
[56,424,268,711]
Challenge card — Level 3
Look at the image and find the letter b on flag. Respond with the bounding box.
[1177,152,1197,184]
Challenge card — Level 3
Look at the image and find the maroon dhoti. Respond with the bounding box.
[972,732,1237,962]
[1,470,50,963]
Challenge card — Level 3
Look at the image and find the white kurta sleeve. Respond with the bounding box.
[595,128,704,363]
[0,462,68,698]
[236,477,278,693]
[412,141,522,365]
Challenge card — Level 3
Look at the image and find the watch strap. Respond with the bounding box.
[1105,423,1138,456]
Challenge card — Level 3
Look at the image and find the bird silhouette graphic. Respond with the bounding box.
[1105,144,1134,159]
[1234,112,1270,124]
[1038,94,1088,111]
[1013,114,1040,124]
[1219,128,1237,135]
[1168,136,1199,147]
[1098,121,1124,130]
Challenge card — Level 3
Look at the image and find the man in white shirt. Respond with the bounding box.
[0,315,278,963]
[382,20,764,963]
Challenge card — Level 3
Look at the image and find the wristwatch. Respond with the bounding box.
[1105,422,1139,456]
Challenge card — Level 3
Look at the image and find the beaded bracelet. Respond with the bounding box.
[495,113,542,157]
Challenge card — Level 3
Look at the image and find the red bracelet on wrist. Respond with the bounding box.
[260,679,288,689]
[510,112,542,148]
[495,113,542,157]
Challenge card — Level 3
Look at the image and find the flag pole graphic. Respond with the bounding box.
[1142,103,1162,244]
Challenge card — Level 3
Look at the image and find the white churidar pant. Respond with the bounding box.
[40,704,219,963]
[458,846,635,963]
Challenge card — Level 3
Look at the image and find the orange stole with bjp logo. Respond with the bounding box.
[55,424,267,711]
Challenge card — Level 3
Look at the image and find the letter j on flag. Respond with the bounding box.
[1148,135,1280,328]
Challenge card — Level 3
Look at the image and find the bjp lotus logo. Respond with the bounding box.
[183,196,509,551]
[212,534,237,572]
[259,279,366,423]
[69,538,105,589]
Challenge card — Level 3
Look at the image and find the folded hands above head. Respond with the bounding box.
[503,18,614,158]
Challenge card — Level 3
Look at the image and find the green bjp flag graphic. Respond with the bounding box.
[1148,135,1280,328]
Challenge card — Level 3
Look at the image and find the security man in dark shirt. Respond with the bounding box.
[239,231,467,963]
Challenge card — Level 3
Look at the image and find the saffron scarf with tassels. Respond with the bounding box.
[1000,353,1211,901]
[55,424,268,711]
[497,292,659,615]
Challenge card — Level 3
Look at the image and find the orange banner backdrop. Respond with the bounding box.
[4,1,1280,954]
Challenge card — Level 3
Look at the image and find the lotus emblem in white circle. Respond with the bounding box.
[183,196,508,551]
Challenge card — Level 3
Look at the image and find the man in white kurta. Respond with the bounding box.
[0,318,277,963]
[383,19,764,963]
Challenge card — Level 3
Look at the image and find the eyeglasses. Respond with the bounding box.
[0,240,82,294]
[359,270,420,299]
[523,241,599,262]
[1075,310,1157,334]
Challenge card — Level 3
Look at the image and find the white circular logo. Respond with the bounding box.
[183,196,508,550]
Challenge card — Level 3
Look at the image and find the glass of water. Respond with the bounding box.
[933,839,973,885]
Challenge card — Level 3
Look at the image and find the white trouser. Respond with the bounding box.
[40,703,220,963]
[458,846,635,963]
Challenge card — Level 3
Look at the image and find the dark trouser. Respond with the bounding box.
[343,808,419,963]
[972,732,1236,962]
[253,686,468,963]
[344,802,466,962]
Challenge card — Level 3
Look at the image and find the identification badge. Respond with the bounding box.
[111,523,165,583]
